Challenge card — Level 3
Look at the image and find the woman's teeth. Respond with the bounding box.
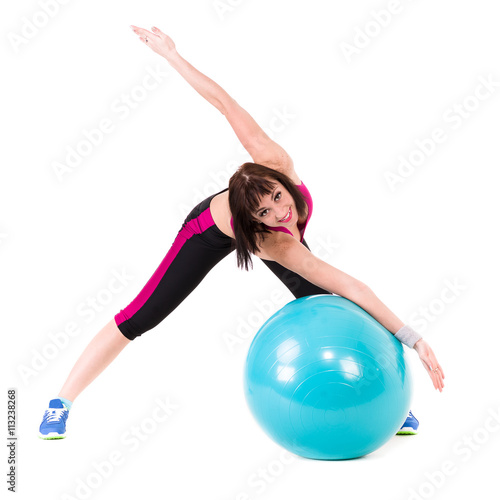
[278,207,291,222]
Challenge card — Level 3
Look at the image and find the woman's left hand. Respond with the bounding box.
[413,338,445,392]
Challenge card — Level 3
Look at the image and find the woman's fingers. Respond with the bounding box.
[432,364,444,392]
[428,362,439,390]
[151,26,165,37]
[130,25,157,43]
[434,368,442,391]
[431,361,444,391]
[431,366,442,392]
[422,353,444,392]
[418,341,445,391]
[129,25,176,58]
[431,354,445,390]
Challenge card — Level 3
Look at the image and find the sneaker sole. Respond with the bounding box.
[397,427,418,435]
[39,432,66,440]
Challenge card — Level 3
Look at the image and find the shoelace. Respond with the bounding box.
[43,408,67,423]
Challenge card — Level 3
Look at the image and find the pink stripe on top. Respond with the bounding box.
[230,181,313,243]
[114,207,216,327]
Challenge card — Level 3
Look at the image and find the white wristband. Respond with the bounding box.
[394,324,422,349]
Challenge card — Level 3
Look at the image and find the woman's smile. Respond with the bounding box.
[277,206,292,223]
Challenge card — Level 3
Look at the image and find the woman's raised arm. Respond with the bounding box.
[130,25,294,170]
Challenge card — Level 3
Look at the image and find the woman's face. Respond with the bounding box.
[252,180,297,228]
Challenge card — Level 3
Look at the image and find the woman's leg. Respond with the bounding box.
[39,191,234,438]
[114,203,235,340]
[61,191,234,402]
[57,318,130,402]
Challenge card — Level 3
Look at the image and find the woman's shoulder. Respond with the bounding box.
[252,228,291,260]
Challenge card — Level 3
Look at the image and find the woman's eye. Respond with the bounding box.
[259,192,281,217]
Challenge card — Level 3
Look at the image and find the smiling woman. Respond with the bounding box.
[38,23,444,441]
[227,162,309,271]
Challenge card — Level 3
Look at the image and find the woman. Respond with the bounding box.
[38,25,444,440]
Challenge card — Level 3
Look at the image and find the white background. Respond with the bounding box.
[2,1,499,499]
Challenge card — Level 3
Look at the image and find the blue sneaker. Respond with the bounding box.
[39,399,69,439]
[397,410,419,435]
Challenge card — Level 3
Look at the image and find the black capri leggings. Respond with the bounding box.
[114,187,330,340]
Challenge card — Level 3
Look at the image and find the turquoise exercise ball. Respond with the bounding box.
[243,294,413,460]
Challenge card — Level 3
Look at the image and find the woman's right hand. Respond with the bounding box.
[413,338,445,392]
[130,25,178,61]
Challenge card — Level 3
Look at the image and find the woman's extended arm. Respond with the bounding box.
[130,25,294,170]
[261,233,445,392]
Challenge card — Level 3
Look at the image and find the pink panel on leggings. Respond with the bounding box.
[114,207,215,326]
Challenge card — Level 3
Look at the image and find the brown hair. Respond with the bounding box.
[228,162,307,271]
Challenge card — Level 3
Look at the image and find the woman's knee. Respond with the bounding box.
[105,317,132,344]
[113,313,146,342]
